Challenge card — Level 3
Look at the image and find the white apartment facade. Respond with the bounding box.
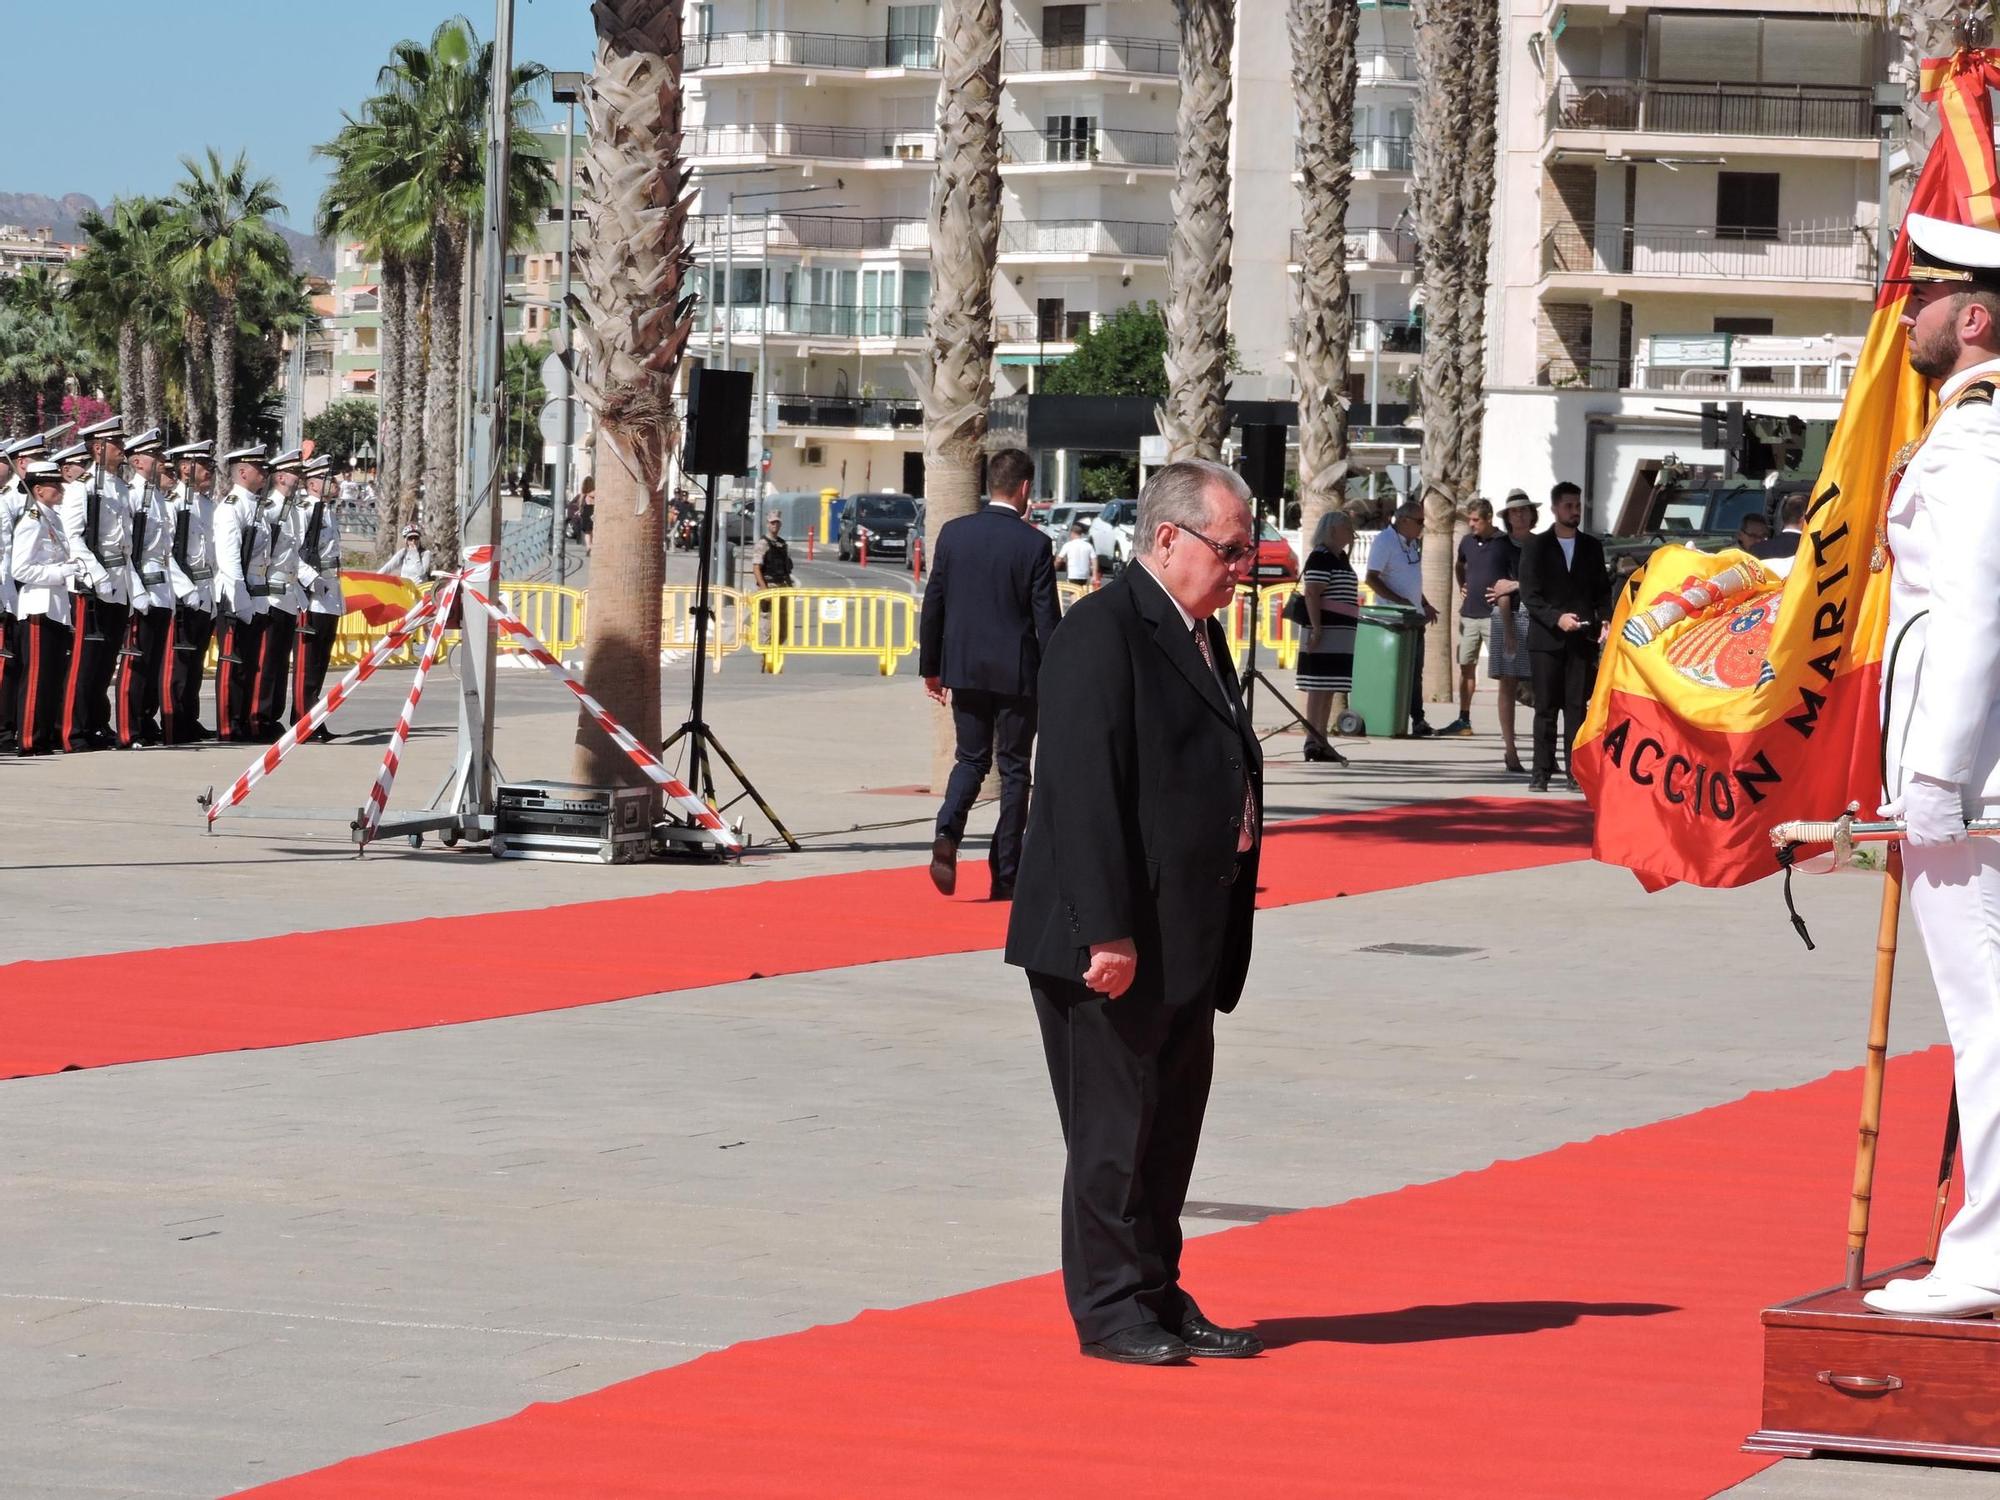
[1482,0,1889,527]
[682,0,1423,501]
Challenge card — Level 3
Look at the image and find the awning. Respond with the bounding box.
[343,369,378,385]
[349,283,378,296]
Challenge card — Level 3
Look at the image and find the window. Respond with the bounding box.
[1037,297,1066,340]
[1043,113,1097,161]
[885,5,938,68]
[506,254,526,275]
[1043,5,1086,46]
[1716,172,1780,241]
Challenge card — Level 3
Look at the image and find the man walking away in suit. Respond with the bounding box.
[1750,492,1808,561]
[920,447,1061,900]
[1518,480,1612,792]
[1006,458,1266,1367]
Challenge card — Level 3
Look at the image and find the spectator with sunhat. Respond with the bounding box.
[10,459,86,755]
[116,429,176,747]
[163,440,220,742]
[213,444,273,742]
[383,524,430,582]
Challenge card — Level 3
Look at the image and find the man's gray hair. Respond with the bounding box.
[1391,500,1424,525]
[1135,458,1251,557]
[1310,507,1354,552]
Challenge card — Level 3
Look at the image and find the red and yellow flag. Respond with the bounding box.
[1575,52,2000,889]
[340,570,422,628]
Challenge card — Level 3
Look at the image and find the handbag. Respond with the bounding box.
[1284,591,1311,629]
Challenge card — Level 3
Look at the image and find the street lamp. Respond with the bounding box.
[549,69,587,582]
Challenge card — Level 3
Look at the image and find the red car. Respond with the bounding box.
[1253,520,1298,583]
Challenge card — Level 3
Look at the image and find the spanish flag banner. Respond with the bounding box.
[1575,53,2000,890]
[339,571,423,628]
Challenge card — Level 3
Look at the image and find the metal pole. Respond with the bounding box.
[552,97,577,584]
[722,192,736,376]
[756,209,770,507]
[1370,321,1381,429]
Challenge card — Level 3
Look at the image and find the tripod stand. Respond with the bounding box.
[1238,579,1346,765]
[660,470,801,851]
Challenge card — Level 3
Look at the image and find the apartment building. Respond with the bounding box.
[1482,0,1890,526]
[683,1,1423,501]
[0,224,85,280]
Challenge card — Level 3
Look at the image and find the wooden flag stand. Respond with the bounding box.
[1745,844,2000,1465]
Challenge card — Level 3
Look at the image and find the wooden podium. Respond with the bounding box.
[1746,845,2000,1466]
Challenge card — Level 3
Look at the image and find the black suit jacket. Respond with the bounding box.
[1004,565,1262,1013]
[1517,529,1613,653]
[918,504,1060,697]
[1750,529,1803,561]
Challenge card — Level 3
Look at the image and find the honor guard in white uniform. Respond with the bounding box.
[58,418,133,751]
[11,460,86,755]
[1865,215,2000,1318]
[253,448,306,739]
[291,454,345,735]
[212,445,273,743]
[163,440,220,742]
[116,428,175,747]
[0,432,47,750]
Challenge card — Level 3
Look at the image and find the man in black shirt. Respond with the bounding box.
[1447,497,1513,736]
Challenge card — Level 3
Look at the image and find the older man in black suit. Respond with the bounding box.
[1005,458,1264,1366]
[1518,480,1613,792]
[920,447,1061,900]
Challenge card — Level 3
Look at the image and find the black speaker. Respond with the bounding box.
[683,366,753,476]
[1238,424,1287,504]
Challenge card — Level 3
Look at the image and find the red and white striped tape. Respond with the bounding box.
[357,575,460,845]
[465,583,738,849]
[205,590,440,826]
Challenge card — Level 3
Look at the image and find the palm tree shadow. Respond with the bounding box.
[1252,1300,1678,1348]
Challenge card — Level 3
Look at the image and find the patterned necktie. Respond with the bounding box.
[1191,622,1257,854]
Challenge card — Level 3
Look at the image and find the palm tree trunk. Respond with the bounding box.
[117,322,141,433]
[1451,0,1500,506]
[140,340,165,433]
[401,259,430,525]
[421,221,467,561]
[210,285,238,461]
[1289,0,1357,547]
[181,323,205,444]
[1412,0,1468,704]
[1160,0,1235,462]
[569,0,695,800]
[376,256,406,556]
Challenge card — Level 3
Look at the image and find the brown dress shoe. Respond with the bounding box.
[929,834,957,896]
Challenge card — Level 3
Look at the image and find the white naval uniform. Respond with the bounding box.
[58,466,132,604]
[262,494,306,616]
[1884,354,2000,1291]
[127,478,175,614]
[293,496,344,616]
[0,479,24,616]
[11,501,79,626]
[166,483,220,614]
[212,486,270,620]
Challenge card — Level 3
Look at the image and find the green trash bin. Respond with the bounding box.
[1348,604,1423,738]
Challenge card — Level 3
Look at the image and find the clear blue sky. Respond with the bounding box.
[6,1,594,232]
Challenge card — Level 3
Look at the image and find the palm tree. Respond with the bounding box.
[920,0,1002,543]
[1160,0,1236,462]
[0,268,99,431]
[173,149,289,461]
[1289,0,1358,548]
[68,199,150,427]
[1411,0,1470,702]
[1451,0,1500,508]
[568,0,693,797]
[0,306,40,434]
[368,18,552,561]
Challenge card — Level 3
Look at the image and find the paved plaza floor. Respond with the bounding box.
[1,664,1990,1497]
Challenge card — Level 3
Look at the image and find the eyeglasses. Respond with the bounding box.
[1175,521,1258,568]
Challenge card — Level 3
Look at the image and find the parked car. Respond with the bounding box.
[1088,498,1138,575]
[1027,501,1053,531]
[837,491,919,560]
[1253,519,1299,583]
[1040,501,1101,551]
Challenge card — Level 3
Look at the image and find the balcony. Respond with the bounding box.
[1001,34,1179,80]
[1547,77,1875,142]
[1288,226,1419,270]
[997,219,1172,262]
[993,313,1098,345]
[692,301,928,340]
[771,392,925,430]
[1359,48,1419,85]
[1353,134,1413,173]
[688,214,927,256]
[1536,354,1855,396]
[1000,128,1176,171]
[686,29,940,75]
[685,123,936,165]
[1286,317,1424,356]
[1540,221,1874,293]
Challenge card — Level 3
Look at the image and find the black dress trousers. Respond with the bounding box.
[1031,971,1216,1344]
[1529,636,1598,781]
[935,687,1038,889]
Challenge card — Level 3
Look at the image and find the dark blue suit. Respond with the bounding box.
[918,502,1061,887]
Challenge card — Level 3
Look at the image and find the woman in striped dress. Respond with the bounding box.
[1295,509,1360,761]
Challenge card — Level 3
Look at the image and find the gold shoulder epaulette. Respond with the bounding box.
[1959,379,1997,405]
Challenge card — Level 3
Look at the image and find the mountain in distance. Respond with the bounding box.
[0,190,333,278]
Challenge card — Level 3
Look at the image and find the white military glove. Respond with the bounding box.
[1883,774,1968,848]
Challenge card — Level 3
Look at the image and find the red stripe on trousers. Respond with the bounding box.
[21,621,40,752]
[159,611,177,739]
[61,596,87,751]
[117,614,136,746]
[218,619,235,740]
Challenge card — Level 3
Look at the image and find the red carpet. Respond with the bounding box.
[243,1045,1957,1498]
[0,797,1587,1079]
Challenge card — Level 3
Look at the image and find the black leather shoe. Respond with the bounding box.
[929,834,957,896]
[989,881,1014,902]
[1528,777,1550,793]
[1563,775,1580,792]
[1080,1323,1192,1365]
[1176,1312,1264,1359]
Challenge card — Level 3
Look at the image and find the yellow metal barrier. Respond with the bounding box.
[747,587,918,675]
[663,584,750,668]
[1057,581,1093,612]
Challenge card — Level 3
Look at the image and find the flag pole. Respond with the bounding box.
[1847,841,1904,1291]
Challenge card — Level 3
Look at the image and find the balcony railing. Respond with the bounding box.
[1536,359,1628,391]
[1001,34,1179,77]
[1538,356,1854,395]
[993,313,1098,343]
[687,30,940,72]
[687,213,927,254]
[1360,47,1419,83]
[1540,221,1873,283]
[771,392,925,429]
[1546,77,1875,140]
[693,301,928,339]
[1353,134,1414,172]
[1287,317,1424,354]
[1000,128,1177,168]
[998,219,1172,259]
[1291,226,1419,267]
[685,123,937,163]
